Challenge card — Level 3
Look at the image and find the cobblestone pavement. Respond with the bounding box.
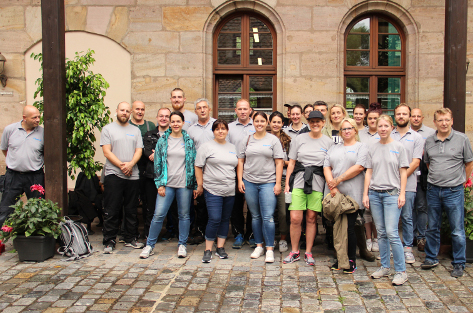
[0,230,472,313]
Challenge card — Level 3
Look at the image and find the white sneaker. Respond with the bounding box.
[265,250,275,263]
[140,246,154,259]
[404,247,415,264]
[279,240,288,253]
[371,266,390,279]
[250,247,264,259]
[177,244,187,258]
[392,271,408,286]
[366,239,372,251]
[371,239,379,252]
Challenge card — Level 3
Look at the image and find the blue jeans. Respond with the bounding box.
[425,183,466,265]
[243,179,276,247]
[401,191,416,247]
[204,190,235,241]
[147,187,192,247]
[413,182,428,240]
[369,190,406,272]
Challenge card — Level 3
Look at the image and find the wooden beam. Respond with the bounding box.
[41,0,67,214]
[444,0,468,132]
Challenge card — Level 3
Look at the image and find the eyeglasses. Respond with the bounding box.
[341,127,354,132]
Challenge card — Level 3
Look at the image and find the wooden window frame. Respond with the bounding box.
[344,14,406,110]
[213,13,277,118]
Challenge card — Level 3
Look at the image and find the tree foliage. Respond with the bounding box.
[31,50,111,180]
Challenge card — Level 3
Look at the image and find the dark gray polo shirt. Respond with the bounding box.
[424,129,473,187]
[0,121,44,172]
[391,127,424,192]
[187,117,216,151]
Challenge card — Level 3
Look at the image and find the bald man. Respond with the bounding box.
[0,105,44,226]
[100,102,144,253]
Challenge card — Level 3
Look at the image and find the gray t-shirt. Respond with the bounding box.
[182,110,198,131]
[424,130,473,187]
[289,133,334,192]
[358,128,380,146]
[324,142,368,207]
[187,118,216,151]
[283,123,309,139]
[100,122,144,180]
[238,133,284,184]
[365,140,410,190]
[166,136,186,188]
[414,124,436,180]
[391,128,424,192]
[195,140,238,196]
[227,119,256,149]
[0,121,44,172]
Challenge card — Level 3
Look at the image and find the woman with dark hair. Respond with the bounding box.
[303,104,314,123]
[140,111,197,259]
[238,112,284,263]
[195,119,238,263]
[269,111,291,252]
[353,104,367,131]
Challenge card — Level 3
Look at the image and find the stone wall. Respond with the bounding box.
[1,0,473,172]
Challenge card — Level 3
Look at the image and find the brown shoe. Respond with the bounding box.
[355,224,376,262]
[417,238,426,252]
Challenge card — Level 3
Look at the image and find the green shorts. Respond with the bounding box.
[288,188,323,212]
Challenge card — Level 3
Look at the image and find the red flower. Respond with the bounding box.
[466,179,472,188]
[30,184,45,195]
[1,225,13,233]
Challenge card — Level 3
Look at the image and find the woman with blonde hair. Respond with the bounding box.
[324,118,368,273]
[363,114,409,286]
[323,104,347,144]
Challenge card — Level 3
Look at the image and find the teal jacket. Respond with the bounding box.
[154,129,197,190]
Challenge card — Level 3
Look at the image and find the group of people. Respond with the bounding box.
[1,89,471,287]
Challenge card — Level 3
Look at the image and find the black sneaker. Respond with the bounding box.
[202,250,212,263]
[331,261,340,270]
[451,264,464,277]
[215,247,228,259]
[125,240,144,249]
[421,259,439,269]
[343,260,357,274]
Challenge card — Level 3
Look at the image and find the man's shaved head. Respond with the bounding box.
[117,101,132,110]
[23,105,40,117]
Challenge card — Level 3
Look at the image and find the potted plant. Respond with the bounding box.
[0,185,64,262]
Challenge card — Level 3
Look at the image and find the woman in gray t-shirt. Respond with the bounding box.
[362,114,409,286]
[195,119,238,263]
[237,112,284,263]
[324,118,368,273]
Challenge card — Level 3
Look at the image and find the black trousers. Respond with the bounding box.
[0,168,44,226]
[191,194,208,235]
[102,175,139,245]
[138,166,148,232]
[346,211,357,261]
[230,191,253,240]
[143,177,157,237]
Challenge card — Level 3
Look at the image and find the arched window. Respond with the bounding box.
[344,15,405,118]
[213,13,277,122]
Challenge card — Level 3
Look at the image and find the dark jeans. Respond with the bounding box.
[102,175,140,246]
[144,177,157,237]
[230,190,253,240]
[413,181,428,240]
[204,190,235,241]
[425,183,466,265]
[0,168,44,226]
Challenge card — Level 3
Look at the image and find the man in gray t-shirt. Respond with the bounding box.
[0,105,44,226]
[421,108,473,277]
[100,102,144,253]
[391,104,424,263]
[170,87,198,131]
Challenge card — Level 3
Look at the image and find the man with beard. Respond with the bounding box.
[170,88,198,131]
[391,104,423,264]
[186,99,216,244]
[0,105,44,226]
[101,102,144,253]
[129,101,155,238]
[409,108,435,251]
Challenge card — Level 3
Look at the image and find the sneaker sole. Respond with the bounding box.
[344,267,357,274]
[103,250,113,254]
[202,256,212,263]
[178,254,186,258]
[125,243,144,249]
[283,257,300,264]
[421,263,439,269]
[392,278,408,286]
[265,259,274,263]
[405,259,416,264]
[139,252,154,259]
[215,252,228,259]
